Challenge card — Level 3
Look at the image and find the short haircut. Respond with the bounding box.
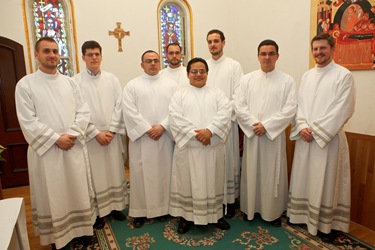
[166,43,182,53]
[258,39,279,53]
[311,33,335,49]
[186,57,209,73]
[35,37,57,51]
[141,50,158,62]
[206,29,225,41]
[81,40,102,55]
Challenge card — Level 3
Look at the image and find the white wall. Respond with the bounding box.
[1,0,374,135]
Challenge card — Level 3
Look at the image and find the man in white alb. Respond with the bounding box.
[15,37,96,249]
[160,43,189,87]
[122,50,177,228]
[234,39,296,227]
[169,57,232,234]
[206,29,243,218]
[73,40,128,230]
[287,33,356,243]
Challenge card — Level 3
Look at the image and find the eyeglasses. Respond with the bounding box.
[144,59,160,64]
[167,51,181,55]
[85,52,101,57]
[190,69,207,75]
[259,52,277,57]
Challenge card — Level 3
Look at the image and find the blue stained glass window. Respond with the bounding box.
[160,4,183,68]
[33,0,72,76]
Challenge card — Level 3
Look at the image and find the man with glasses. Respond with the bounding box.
[161,43,189,87]
[234,39,296,227]
[73,40,128,230]
[169,57,232,234]
[123,50,177,228]
[206,29,244,218]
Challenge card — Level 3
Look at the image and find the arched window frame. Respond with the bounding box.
[23,0,79,75]
[157,0,193,68]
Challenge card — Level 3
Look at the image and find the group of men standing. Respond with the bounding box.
[14,28,355,249]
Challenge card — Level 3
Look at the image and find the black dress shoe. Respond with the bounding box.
[76,235,95,245]
[319,230,336,243]
[156,215,168,222]
[270,217,282,227]
[243,213,248,221]
[94,216,105,229]
[216,218,230,230]
[111,210,126,221]
[133,217,145,228]
[225,203,236,218]
[177,217,190,234]
[51,243,57,250]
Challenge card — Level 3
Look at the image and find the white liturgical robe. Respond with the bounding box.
[207,55,243,203]
[234,69,296,221]
[169,85,232,225]
[74,70,128,217]
[287,61,355,236]
[122,73,177,218]
[15,70,96,249]
[160,66,189,87]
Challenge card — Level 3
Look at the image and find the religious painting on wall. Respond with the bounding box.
[32,0,72,76]
[310,0,375,70]
[159,4,185,68]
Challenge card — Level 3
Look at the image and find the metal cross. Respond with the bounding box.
[109,22,130,52]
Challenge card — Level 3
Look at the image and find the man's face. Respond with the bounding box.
[34,40,60,72]
[207,33,225,57]
[166,45,182,69]
[312,39,334,68]
[82,48,102,74]
[141,52,160,76]
[257,45,279,73]
[188,62,207,88]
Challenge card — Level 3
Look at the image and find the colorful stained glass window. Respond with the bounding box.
[32,0,72,76]
[160,4,184,68]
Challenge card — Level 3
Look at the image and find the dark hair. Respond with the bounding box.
[166,43,182,53]
[141,50,158,62]
[186,57,209,73]
[311,33,335,49]
[35,37,57,51]
[258,39,279,53]
[206,29,225,41]
[81,40,102,55]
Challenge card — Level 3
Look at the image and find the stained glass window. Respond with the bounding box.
[32,0,72,76]
[160,4,184,67]
[159,0,192,68]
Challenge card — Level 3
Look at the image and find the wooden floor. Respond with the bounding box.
[2,185,375,249]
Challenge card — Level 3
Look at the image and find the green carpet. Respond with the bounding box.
[65,208,374,250]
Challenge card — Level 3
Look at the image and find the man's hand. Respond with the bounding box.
[300,128,313,142]
[55,134,76,150]
[105,131,115,142]
[95,132,112,146]
[252,122,266,136]
[147,125,166,141]
[195,129,212,146]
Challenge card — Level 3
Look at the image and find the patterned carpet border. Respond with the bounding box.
[65,209,375,250]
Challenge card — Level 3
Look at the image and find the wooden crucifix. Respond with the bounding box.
[109,22,130,52]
